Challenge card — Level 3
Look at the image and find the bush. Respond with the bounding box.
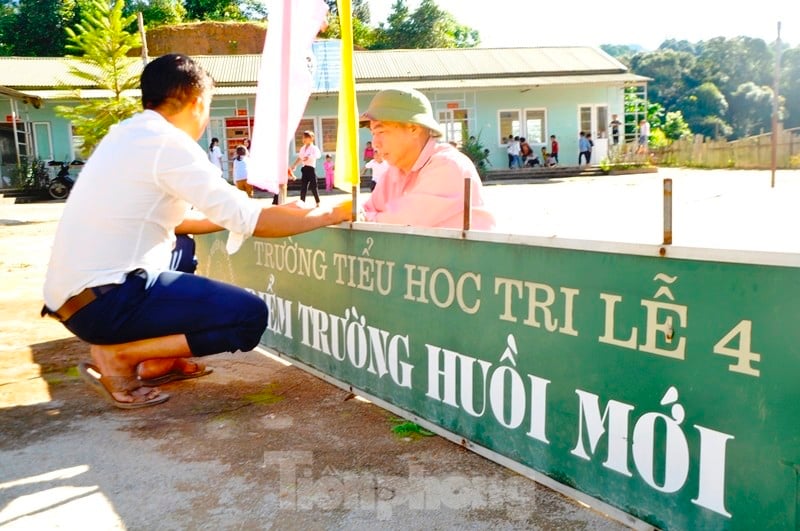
[13,158,49,191]
[460,135,491,179]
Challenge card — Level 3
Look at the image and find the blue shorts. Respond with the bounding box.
[64,270,268,356]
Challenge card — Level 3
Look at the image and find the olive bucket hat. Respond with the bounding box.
[359,88,444,137]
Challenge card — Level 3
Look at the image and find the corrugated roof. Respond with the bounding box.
[352,47,628,81]
[0,45,645,99]
[355,73,649,92]
[0,56,132,89]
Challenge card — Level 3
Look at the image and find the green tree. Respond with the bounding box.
[626,36,800,140]
[324,0,370,23]
[661,110,692,141]
[318,0,376,49]
[0,0,81,56]
[55,0,141,157]
[599,44,638,64]
[319,15,376,49]
[678,82,731,138]
[183,0,265,21]
[629,49,698,112]
[124,0,186,28]
[692,37,773,98]
[372,0,478,50]
[727,82,775,137]
[780,47,800,129]
[659,39,697,54]
[624,88,665,137]
[0,1,15,55]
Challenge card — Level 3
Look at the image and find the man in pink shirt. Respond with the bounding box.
[359,89,495,230]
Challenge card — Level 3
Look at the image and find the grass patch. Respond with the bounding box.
[244,383,285,405]
[389,417,434,440]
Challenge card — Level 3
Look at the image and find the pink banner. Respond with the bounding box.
[247,0,328,193]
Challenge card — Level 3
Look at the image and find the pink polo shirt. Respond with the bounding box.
[362,139,496,230]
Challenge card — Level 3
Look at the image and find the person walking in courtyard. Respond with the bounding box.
[578,131,591,165]
[291,130,322,207]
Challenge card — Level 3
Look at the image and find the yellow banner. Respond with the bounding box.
[334,0,360,191]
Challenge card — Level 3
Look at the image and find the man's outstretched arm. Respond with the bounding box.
[253,200,352,238]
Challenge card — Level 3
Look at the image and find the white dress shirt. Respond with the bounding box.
[298,144,321,167]
[43,110,262,310]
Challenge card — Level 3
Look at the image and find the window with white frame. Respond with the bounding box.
[524,109,546,144]
[499,109,547,144]
[498,110,521,144]
[319,117,338,153]
[293,118,316,152]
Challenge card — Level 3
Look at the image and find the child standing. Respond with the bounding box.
[232,145,253,197]
[324,154,334,191]
[362,150,389,191]
[550,134,559,164]
[363,141,374,163]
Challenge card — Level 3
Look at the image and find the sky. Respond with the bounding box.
[365,0,798,50]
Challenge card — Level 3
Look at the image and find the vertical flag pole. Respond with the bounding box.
[275,0,292,204]
[335,0,361,221]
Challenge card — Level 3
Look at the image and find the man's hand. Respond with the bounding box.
[330,198,353,224]
[253,198,352,238]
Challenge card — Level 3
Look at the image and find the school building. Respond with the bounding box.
[0,42,648,182]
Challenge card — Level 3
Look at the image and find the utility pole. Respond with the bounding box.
[138,12,149,67]
[771,22,781,188]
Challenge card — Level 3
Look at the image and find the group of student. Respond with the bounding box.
[506,135,559,169]
[207,133,336,204]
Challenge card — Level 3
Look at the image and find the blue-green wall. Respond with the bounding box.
[5,82,625,175]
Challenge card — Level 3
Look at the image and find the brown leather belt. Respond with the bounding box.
[41,283,120,322]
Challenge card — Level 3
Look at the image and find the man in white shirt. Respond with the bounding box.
[362,149,389,191]
[42,54,351,408]
[506,136,521,169]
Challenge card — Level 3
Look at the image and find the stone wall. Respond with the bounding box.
[133,21,266,56]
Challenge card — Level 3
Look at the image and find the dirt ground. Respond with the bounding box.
[0,200,629,529]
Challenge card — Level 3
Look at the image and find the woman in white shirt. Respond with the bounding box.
[290,130,321,207]
[208,137,224,177]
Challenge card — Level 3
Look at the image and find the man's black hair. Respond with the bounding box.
[140,53,215,112]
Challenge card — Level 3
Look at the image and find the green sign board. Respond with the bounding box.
[196,227,800,530]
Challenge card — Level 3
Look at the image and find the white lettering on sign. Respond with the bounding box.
[571,386,733,517]
[425,334,550,442]
[494,277,579,336]
[332,252,395,295]
[253,239,328,280]
[404,264,482,315]
[251,284,294,339]
[295,303,413,388]
[598,273,687,359]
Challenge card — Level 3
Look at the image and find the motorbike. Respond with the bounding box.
[47,160,84,200]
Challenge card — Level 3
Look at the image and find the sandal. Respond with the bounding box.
[138,361,213,386]
[78,362,169,409]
